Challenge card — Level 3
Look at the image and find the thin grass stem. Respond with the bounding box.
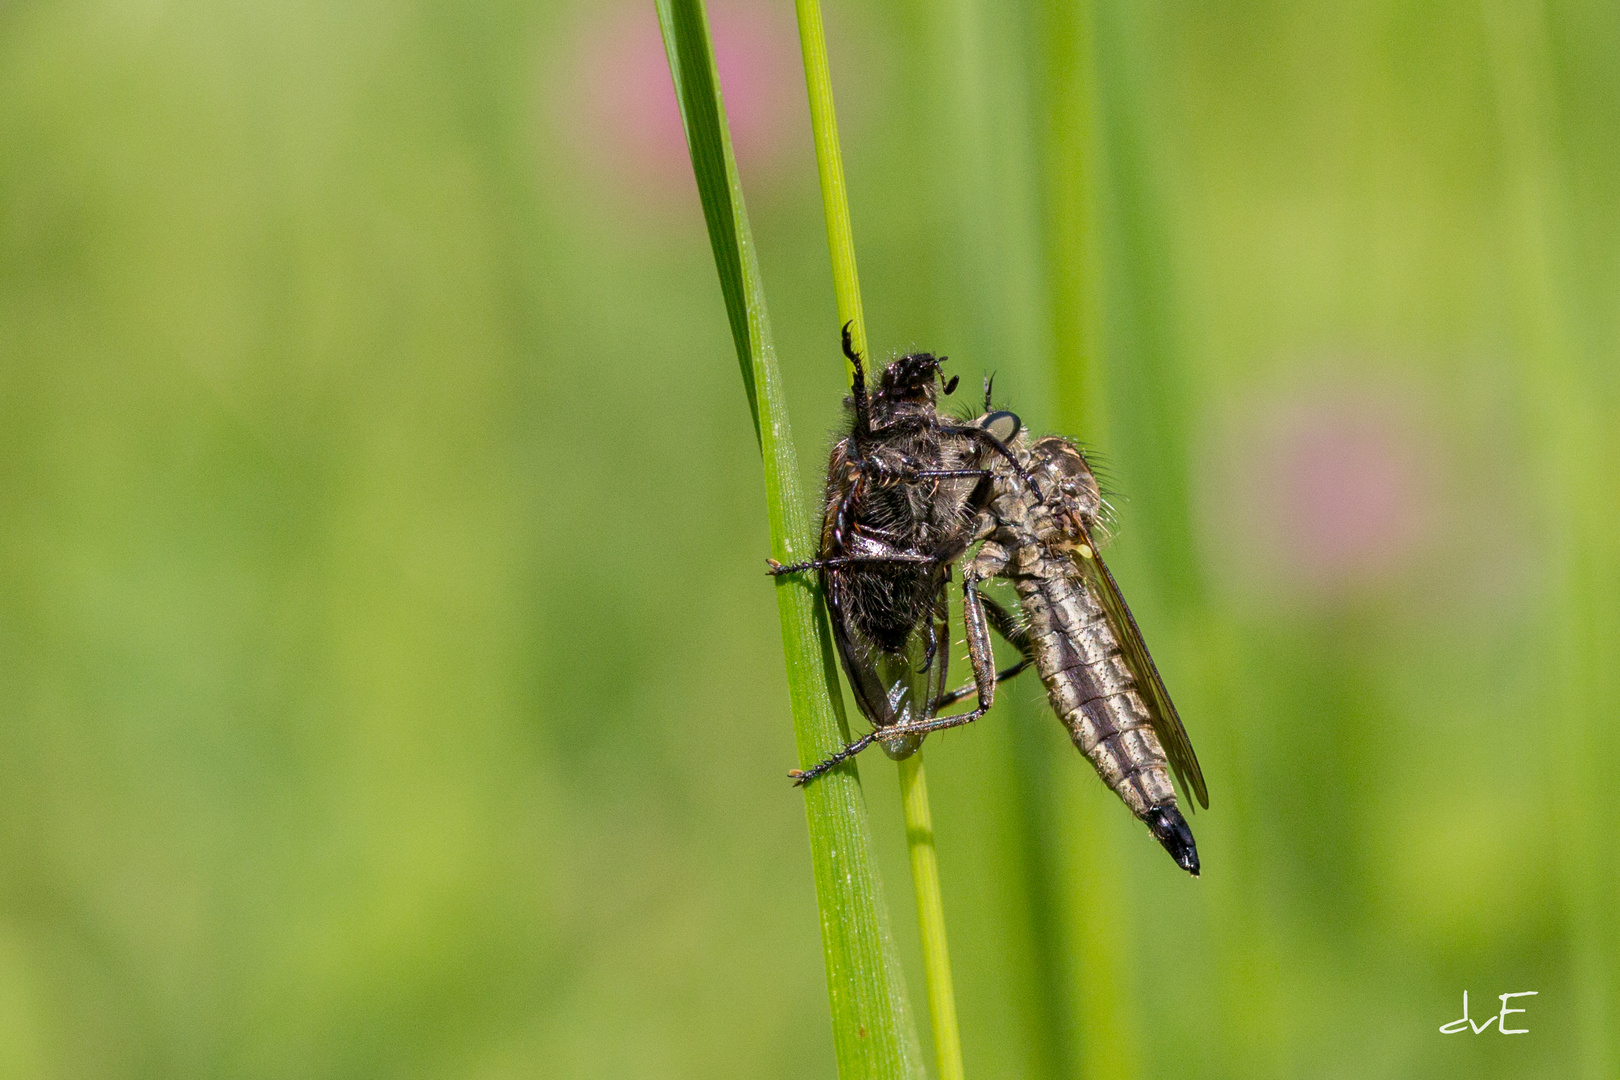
[898,755,965,1080]
[793,3,967,1076]
[657,3,925,1077]
[1482,3,1618,1072]
[793,0,868,363]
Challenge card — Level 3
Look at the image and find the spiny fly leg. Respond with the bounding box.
[937,659,1031,708]
[981,591,1035,655]
[937,568,1032,709]
[911,469,992,481]
[940,423,1048,504]
[801,696,995,786]
[790,730,881,786]
[767,552,936,575]
[857,456,987,487]
[958,576,999,716]
[936,593,1034,707]
[841,690,994,747]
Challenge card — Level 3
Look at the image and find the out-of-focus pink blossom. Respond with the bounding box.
[1210,380,1437,599]
[553,1,805,199]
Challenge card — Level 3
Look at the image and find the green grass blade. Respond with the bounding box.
[1089,2,1201,607]
[793,0,868,363]
[905,3,1097,1076]
[1483,2,1619,1073]
[1026,4,1142,1078]
[793,3,964,1076]
[1035,0,1103,444]
[898,756,964,1080]
[656,3,925,1078]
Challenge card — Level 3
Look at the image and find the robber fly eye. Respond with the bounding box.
[981,410,1021,444]
[942,375,959,396]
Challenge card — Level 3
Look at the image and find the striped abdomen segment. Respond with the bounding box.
[1013,568,1177,818]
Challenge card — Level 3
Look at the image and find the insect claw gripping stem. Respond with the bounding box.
[790,731,881,785]
[840,320,860,364]
[841,321,872,441]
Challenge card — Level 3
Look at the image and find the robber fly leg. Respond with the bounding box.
[958,574,998,714]
[802,677,995,785]
[911,469,992,481]
[935,660,1030,708]
[862,574,1003,745]
[795,578,1001,786]
[939,423,1048,504]
[767,553,935,575]
[935,542,1018,707]
[935,594,1035,707]
[790,730,882,786]
[857,454,990,486]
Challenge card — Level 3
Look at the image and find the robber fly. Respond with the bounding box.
[768,325,1037,782]
[768,330,1207,874]
[944,422,1210,875]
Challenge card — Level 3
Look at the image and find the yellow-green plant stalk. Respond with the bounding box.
[657,3,924,1077]
[1483,3,1618,1074]
[898,757,964,1080]
[794,2,965,1077]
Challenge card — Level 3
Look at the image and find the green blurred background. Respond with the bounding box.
[1,0,1616,1077]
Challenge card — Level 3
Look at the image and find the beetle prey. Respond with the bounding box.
[768,326,1036,782]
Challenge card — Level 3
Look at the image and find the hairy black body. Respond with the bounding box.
[769,325,1034,781]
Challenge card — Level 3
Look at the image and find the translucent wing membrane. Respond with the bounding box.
[1063,517,1209,809]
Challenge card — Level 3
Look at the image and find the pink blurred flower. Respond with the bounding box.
[552,1,805,199]
[1211,379,1437,598]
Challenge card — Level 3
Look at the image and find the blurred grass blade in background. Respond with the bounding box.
[1027,3,1142,1076]
[794,2,965,1076]
[656,2,926,1077]
[1483,1,1620,1072]
[1034,0,1103,445]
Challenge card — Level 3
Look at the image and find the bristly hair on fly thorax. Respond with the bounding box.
[1073,445,1122,546]
[966,373,1123,546]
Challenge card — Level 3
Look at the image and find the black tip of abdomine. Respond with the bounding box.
[1144,805,1200,877]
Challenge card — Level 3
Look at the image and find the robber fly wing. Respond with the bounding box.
[1066,517,1209,810]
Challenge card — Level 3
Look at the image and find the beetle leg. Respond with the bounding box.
[842,322,872,440]
[766,552,935,575]
[791,560,1003,786]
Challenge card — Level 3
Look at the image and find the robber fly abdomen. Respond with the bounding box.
[964,434,1208,875]
[1016,570,1180,812]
